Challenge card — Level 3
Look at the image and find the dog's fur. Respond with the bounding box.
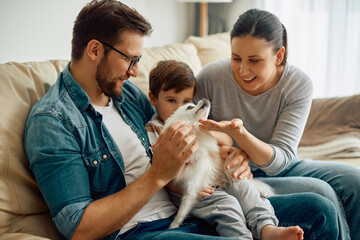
[163,99,274,229]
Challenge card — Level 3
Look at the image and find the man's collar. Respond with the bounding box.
[62,62,92,112]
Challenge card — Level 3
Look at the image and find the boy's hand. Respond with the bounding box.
[149,121,199,187]
[198,118,244,136]
[219,145,252,180]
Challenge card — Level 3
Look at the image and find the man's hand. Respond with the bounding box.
[219,145,252,180]
[150,120,199,187]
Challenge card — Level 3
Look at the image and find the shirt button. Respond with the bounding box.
[124,114,126,118]
[93,160,98,165]
[103,154,108,159]
[142,138,145,141]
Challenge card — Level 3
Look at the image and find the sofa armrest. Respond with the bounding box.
[300,94,360,146]
[298,94,360,164]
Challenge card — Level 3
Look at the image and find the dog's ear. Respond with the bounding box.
[148,91,156,107]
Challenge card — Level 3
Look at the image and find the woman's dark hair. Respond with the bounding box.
[71,0,152,61]
[231,9,287,66]
[149,60,196,99]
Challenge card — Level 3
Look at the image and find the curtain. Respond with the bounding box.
[209,0,360,98]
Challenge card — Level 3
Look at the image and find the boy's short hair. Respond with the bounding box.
[149,60,196,98]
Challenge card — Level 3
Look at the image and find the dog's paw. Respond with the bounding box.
[259,190,269,198]
[169,221,180,229]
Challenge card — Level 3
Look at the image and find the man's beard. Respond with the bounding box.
[95,56,125,98]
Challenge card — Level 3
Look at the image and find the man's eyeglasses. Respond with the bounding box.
[98,40,142,71]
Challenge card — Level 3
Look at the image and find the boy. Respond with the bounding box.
[145,60,304,240]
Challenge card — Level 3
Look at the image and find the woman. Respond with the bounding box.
[196,8,360,240]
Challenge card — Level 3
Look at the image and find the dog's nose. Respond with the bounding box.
[200,98,210,109]
[204,98,209,106]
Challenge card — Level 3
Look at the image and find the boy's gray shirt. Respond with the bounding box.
[195,58,313,176]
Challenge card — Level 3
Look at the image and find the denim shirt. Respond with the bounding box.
[24,63,155,239]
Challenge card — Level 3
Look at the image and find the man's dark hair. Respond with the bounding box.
[71,0,152,61]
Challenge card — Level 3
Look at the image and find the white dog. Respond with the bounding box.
[162,98,274,229]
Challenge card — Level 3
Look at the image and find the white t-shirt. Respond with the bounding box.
[94,99,177,234]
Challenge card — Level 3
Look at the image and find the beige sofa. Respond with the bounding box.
[1,32,359,239]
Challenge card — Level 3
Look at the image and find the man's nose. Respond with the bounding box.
[127,64,138,77]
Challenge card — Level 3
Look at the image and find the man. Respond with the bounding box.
[24,1,243,239]
[25,1,339,239]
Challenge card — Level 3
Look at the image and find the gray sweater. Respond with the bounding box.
[195,58,313,176]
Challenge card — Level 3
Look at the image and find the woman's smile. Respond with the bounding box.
[243,76,256,83]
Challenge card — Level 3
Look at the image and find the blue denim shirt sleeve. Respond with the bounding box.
[25,113,93,238]
[53,200,93,239]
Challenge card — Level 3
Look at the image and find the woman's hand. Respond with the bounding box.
[219,145,252,180]
[198,118,245,136]
[198,185,215,199]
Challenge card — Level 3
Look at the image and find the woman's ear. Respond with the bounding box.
[86,39,103,62]
[148,91,156,106]
[276,46,285,65]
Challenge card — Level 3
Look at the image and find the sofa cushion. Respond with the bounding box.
[185,32,231,66]
[0,60,67,238]
[0,232,53,240]
[130,42,202,94]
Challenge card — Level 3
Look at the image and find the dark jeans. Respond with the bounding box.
[117,216,238,240]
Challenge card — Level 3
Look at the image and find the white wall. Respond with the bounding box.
[0,0,195,63]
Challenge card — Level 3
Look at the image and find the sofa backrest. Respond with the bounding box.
[0,60,67,239]
[185,32,231,66]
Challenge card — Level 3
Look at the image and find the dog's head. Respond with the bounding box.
[163,98,211,130]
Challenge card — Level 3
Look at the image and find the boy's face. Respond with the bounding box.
[149,86,194,122]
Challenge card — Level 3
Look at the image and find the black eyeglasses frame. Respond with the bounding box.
[98,40,142,71]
